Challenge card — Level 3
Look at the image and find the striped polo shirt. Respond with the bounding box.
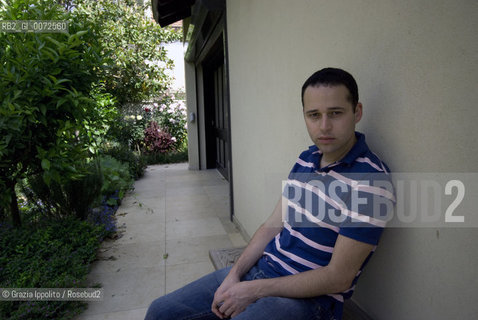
[258,132,395,303]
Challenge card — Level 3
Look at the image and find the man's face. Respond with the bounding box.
[303,84,362,165]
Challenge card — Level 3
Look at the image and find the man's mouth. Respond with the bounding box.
[318,137,335,144]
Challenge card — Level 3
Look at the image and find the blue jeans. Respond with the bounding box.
[144,265,341,320]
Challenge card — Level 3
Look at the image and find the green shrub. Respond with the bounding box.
[99,156,134,205]
[0,0,114,227]
[107,112,147,153]
[0,217,105,319]
[144,150,188,165]
[72,0,181,106]
[100,145,146,180]
[19,161,103,221]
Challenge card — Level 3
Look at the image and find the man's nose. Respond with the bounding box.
[319,115,331,131]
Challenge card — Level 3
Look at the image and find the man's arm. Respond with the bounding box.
[215,234,374,318]
[253,235,374,298]
[211,197,284,318]
[228,198,284,278]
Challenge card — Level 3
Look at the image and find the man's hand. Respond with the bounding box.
[212,280,260,319]
[212,273,240,318]
[211,197,284,318]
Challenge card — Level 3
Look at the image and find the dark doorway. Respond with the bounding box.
[203,38,230,180]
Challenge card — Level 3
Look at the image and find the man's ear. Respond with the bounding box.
[354,103,363,123]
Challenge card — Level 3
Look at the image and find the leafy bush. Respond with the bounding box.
[99,156,133,205]
[0,217,105,319]
[107,112,148,152]
[156,101,188,151]
[106,95,188,154]
[144,150,189,165]
[72,0,181,106]
[0,0,115,227]
[100,145,146,180]
[19,161,103,221]
[143,121,175,154]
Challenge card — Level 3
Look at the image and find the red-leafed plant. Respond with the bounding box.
[143,121,175,154]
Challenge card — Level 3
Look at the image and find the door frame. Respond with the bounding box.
[185,4,235,221]
[202,38,229,179]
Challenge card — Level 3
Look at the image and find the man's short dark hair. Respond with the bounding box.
[301,68,359,109]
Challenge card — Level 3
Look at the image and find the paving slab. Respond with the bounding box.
[74,163,246,320]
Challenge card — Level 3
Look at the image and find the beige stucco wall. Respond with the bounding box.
[226,0,478,319]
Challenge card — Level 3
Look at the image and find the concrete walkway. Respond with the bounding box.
[75,163,247,320]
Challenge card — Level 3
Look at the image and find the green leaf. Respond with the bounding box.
[42,47,59,62]
[68,30,88,44]
[51,68,62,75]
[45,36,62,49]
[12,90,22,101]
[42,172,51,186]
[106,198,118,206]
[48,75,58,83]
[41,159,50,170]
[55,78,71,86]
[4,134,12,145]
[56,98,68,109]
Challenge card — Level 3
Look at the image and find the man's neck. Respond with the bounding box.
[320,156,341,169]
[319,135,357,169]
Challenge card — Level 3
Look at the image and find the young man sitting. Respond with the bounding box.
[145,67,394,320]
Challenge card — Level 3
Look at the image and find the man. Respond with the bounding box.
[145,68,394,320]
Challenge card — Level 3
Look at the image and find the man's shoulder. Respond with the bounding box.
[354,149,391,174]
[347,133,392,174]
[290,145,320,173]
[298,145,320,160]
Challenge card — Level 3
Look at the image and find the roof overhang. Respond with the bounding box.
[151,0,196,27]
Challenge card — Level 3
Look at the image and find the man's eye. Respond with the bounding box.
[329,111,342,117]
[309,113,320,119]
